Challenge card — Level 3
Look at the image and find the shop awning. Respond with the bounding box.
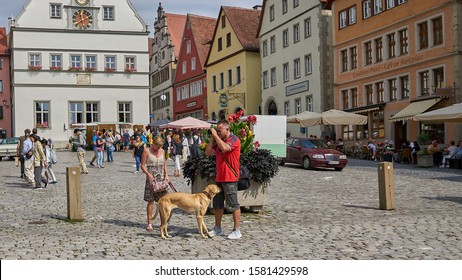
[389,98,442,122]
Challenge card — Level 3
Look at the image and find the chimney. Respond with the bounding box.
[253,5,262,11]
[8,16,16,29]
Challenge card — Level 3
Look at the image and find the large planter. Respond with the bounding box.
[417,154,433,167]
[191,176,268,212]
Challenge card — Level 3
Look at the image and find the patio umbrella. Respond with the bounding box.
[321,109,368,125]
[149,119,170,127]
[158,116,211,130]
[287,111,322,127]
[413,102,462,122]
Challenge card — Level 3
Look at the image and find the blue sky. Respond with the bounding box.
[0,0,263,32]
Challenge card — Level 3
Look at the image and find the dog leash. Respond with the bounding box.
[166,179,178,192]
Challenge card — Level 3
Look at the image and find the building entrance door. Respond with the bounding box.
[394,121,407,149]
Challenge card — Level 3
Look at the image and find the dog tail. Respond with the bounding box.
[151,202,159,221]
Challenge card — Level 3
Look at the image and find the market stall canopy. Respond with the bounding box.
[150,119,170,127]
[287,109,367,127]
[413,102,462,122]
[389,98,442,122]
[158,116,211,130]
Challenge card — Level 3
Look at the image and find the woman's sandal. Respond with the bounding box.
[146,224,153,232]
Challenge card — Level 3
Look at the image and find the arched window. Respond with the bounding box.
[268,101,277,115]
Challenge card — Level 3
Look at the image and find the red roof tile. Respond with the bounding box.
[0,27,7,54]
[223,6,261,51]
[165,13,187,58]
[188,14,217,67]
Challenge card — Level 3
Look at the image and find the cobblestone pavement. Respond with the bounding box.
[0,151,461,260]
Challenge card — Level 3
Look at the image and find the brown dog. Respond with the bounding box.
[152,184,221,239]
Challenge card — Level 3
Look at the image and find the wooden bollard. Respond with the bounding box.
[66,166,83,220]
[378,162,395,210]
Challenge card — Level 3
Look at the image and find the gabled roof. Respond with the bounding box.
[223,6,261,51]
[165,13,187,58]
[0,27,7,55]
[188,14,217,67]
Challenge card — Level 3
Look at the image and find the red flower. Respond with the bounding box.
[228,113,240,123]
[254,141,260,148]
[246,115,257,125]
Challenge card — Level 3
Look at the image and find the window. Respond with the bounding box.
[191,57,196,71]
[341,49,348,72]
[236,66,241,84]
[262,40,268,57]
[349,6,357,25]
[433,67,444,88]
[398,0,407,4]
[294,58,300,79]
[305,54,312,75]
[181,85,189,99]
[418,22,428,50]
[283,29,289,48]
[176,88,181,101]
[376,82,384,103]
[50,4,61,18]
[125,56,136,71]
[50,54,62,68]
[29,53,41,67]
[103,6,114,20]
[270,36,276,53]
[271,67,276,87]
[182,61,187,74]
[351,88,358,107]
[86,102,99,123]
[342,90,349,109]
[365,41,372,65]
[339,10,347,29]
[350,46,357,69]
[295,99,301,114]
[70,55,82,68]
[0,106,3,119]
[118,102,131,123]
[386,0,395,9]
[400,75,409,99]
[105,56,116,70]
[221,15,226,28]
[217,38,222,51]
[306,95,313,112]
[212,75,217,92]
[282,0,288,14]
[70,102,83,124]
[342,125,354,141]
[263,71,268,89]
[365,84,373,105]
[228,69,233,87]
[387,33,396,58]
[0,80,3,92]
[0,59,2,69]
[226,33,231,47]
[293,24,300,43]
[284,101,290,116]
[283,63,289,82]
[373,38,382,63]
[35,101,50,127]
[219,72,224,90]
[374,0,383,14]
[420,71,430,96]
[304,18,311,38]
[293,0,299,7]
[371,109,385,138]
[432,17,443,45]
[363,0,372,19]
[270,5,275,21]
[388,78,397,101]
[399,29,408,55]
[85,55,96,70]
[186,40,191,54]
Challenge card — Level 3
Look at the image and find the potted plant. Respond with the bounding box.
[104,67,116,72]
[416,132,433,167]
[49,66,62,71]
[35,122,49,129]
[68,66,82,71]
[183,110,279,211]
[124,67,137,73]
[28,65,42,71]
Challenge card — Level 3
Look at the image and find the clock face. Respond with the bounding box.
[73,10,92,30]
[76,0,89,6]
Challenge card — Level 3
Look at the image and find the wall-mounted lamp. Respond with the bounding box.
[2,99,9,108]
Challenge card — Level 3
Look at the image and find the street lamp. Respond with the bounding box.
[2,99,9,108]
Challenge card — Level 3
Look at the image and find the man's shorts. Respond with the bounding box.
[213,182,240,212]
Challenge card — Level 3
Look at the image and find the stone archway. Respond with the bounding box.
[268,101,277,115]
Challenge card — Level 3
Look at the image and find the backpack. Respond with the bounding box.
[190,136,200,158]
[50,148,58,164]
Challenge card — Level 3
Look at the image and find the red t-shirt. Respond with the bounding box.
[213,134,241,183]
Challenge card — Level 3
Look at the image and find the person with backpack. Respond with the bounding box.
[172,133,183,177]
[41,139,57,184]
[74,129,89,174]
[190,130,201,159]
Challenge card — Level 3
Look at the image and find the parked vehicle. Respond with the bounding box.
[0,137,20,161]
[280,137,348,171]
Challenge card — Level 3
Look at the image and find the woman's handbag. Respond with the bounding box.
[149,178,169,193]
[109,145,115,152]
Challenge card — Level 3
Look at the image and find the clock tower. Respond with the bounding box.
[69,0,95,30]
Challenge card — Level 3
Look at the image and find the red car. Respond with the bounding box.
[280,137,348,171]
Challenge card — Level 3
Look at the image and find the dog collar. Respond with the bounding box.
[203,191,212,199]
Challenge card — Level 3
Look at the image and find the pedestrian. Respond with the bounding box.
[140,135,170,231]
[74,129,89,174]
[205,120,242,239]
[133,135,146,173]
[21,131,35,187]
[89,130,98,166]
[106,131,115,162]
[114,131,122,152]
[30,134,47,190]
[16,128,31,178]
[95,131,105,168]
[172,133,183,177]
[41,139,57,184]
[123,129,130,152]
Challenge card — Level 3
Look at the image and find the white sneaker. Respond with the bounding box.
[134,171,139,174]
[208,226,223,237]
[227,229,242,239]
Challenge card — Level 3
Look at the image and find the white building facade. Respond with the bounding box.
[10,0,150,147]
[258,0,334,138]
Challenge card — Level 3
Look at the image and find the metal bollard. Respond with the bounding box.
[378,162,395,210]
[66,166,83,220]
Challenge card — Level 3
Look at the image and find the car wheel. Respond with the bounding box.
[278,158,285,166]
[302,156,311,170]
[334,167,343,171]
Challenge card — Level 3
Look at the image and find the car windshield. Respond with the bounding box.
[301,139,328,149]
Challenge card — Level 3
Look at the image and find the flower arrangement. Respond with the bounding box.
[104,67,116,72]
[49,66,62,71]
[68,66,82,71]
[35,122,49,129]
[28,65,42,71]
[124,67,137,73]
[85,67,96,72]
[183,110,279,186]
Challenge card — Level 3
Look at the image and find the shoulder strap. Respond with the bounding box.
[220,152,238,177]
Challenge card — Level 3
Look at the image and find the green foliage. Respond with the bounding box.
[417,132,431,145]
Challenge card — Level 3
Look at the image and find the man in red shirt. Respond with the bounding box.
[205,120,242,239]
